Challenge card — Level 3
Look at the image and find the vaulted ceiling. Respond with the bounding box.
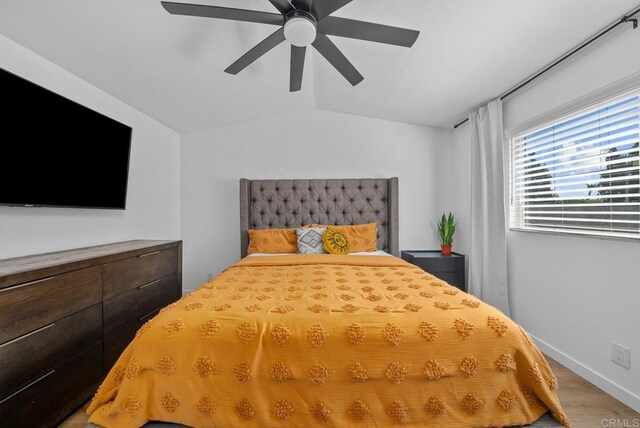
[0,0,637,132]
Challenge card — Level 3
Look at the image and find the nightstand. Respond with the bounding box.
[401,250,466,292]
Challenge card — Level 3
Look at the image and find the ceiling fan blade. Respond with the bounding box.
[266,0,294,14]
[292,0,312,12]
[290,45,306,92]
[312,33,363,86]
[317,17,419,47]
[312,0,352,21]
[224,28,286,75]
[161,1,284,26]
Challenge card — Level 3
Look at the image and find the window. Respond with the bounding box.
[510,90,640,239]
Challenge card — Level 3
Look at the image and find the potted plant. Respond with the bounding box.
[437,212,456,256]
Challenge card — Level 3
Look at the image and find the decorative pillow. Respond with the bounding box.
[337,223,377,252]
[295,227,327,254]
[304,223,377,253]
[247,228,297,255]
[323,227,350,255]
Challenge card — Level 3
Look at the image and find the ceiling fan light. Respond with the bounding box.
[284,16,317,47]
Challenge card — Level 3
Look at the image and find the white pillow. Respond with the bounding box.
[295,227,327,254]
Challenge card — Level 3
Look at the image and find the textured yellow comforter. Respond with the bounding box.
[88,255,569,427]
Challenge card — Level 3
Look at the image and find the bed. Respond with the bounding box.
[88,178,569,427]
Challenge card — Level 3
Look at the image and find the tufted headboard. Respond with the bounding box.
[240,178,399,257]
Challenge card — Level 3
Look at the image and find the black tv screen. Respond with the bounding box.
[0,67,132,210]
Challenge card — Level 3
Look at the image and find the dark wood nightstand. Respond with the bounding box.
[401,250,466,292]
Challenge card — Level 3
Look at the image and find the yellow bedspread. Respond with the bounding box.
[88,255,569,427]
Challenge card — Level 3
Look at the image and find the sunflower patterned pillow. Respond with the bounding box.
[323,227,350,255]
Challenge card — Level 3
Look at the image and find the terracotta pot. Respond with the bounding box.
[441,245,452,256]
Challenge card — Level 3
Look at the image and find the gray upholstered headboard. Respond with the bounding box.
[240,178,399,257]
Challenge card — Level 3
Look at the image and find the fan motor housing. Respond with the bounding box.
[284,10,317,47]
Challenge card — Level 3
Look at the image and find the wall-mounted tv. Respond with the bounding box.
[0,67,132,210]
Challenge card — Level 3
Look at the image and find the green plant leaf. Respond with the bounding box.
[436,212,456,246]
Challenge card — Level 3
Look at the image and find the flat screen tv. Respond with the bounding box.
[0,67,132,210]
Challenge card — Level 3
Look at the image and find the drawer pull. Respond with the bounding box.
[138,279,161,290]
[0,370,55,405]
[0,323,55,349]
[138,308,160,322]
[0,276,54,293]
[138,251,160,258]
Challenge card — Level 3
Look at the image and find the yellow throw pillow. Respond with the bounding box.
[306,223,377,253]
[323,227,350,255]
[247,228,297,255]
[336,223,377,252]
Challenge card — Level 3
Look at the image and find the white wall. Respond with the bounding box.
[451,26,640,411]
[181,109,451,290]
[0,34,181,259]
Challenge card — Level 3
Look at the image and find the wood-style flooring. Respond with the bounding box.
[59,355,639,427]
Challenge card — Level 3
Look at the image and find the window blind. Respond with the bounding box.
[510,90,640,239]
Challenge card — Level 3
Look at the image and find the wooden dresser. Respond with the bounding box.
[0,240,182,427]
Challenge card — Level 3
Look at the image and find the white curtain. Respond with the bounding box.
[469,99,511,316]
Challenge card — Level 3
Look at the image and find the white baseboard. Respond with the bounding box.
[182,289,194,296]
[531,333,640,413]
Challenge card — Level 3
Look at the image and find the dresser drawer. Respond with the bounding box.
[433,272,466,291]
[104,309,158,373]
[103,246,179,299]
[0,303,101,400]
[0,342,102,428]
[0,266,101,344]
[104,272,180,335]
[411,256,464,273]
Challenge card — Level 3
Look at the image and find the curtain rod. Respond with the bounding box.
[452,4,640,129]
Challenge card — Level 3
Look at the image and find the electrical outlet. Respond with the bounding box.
[206,272,214,281]
[611,342,631,369]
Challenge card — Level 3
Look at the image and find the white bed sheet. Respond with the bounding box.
[246,250,392,257]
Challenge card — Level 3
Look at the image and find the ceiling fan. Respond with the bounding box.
[161,0,420,91]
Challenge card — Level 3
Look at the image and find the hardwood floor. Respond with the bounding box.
[59,355,639,427]
[545,357,639,427]
[58,401,90,428]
